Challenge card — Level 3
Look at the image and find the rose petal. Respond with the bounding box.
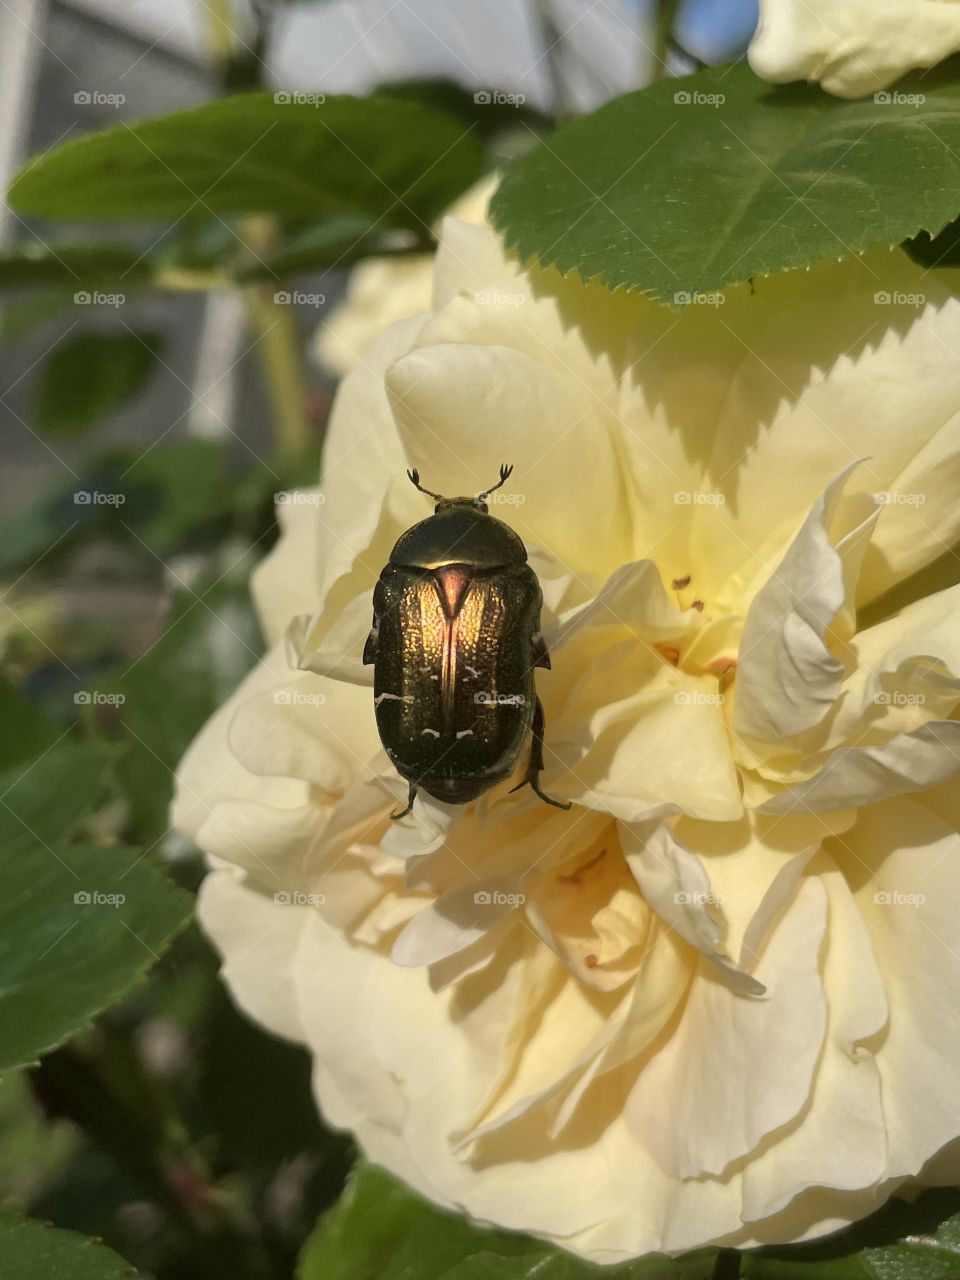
[749,0,960,97]
[385,341,633,575]
[830,790,960,1176]
[758,720,960,813]
[734,463,878,748]
[620,820,766,995]
[625,876,828,1179]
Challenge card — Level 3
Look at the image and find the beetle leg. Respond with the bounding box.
[510,696,571,810]
[390,781,418,820]
[531,632,551,670]
[362,614,379,665]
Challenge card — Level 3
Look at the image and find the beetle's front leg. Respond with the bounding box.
[390,780,418,820]
[511,696,571,810]
[531,632,551,669]
[362,611,379,665]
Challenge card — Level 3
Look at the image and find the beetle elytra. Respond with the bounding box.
[363,465,570,819]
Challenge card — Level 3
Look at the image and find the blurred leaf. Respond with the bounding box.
[0,479,78,578]
[116,438,236,553]
[0,742,103,847]
[36,331,162,438]
[0,439,259,579]
[0,745,191,1070]
[113,575,263,845]
[30,1046,175,1226]
[0,296,76,342]
[199,985,331,1171]
[237,213,392,280]
[298,1164,717,1280]
[0,676,58,771]
[0,1071,77,1210]
[0,1213,134,1279]
[0,245,155,290]
[491,60,960,302]
[9,94,484,232]
[196,980,353,1243]
[742,1189,960,1280]
[375,78,551,140]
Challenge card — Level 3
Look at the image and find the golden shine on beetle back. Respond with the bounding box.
[363,466,570,818]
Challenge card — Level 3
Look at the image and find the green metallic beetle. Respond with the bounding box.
[363,465,570,819]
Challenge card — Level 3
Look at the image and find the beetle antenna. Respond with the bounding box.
[477,463,513,503]
[406,468,444,502]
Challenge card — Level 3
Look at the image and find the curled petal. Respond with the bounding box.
[758,721,960,814]
[734,462,878,749]
[620,820,765,995]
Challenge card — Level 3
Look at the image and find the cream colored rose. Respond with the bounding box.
[174,204,960,1261]
[749,0,960,98]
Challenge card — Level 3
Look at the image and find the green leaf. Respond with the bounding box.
[298,1163,716,1280]
[0,244,155,289]
[36,331,162,438]
[0,438,262,581]
[742,1189,960,1280]
[0,1214,134,1279]
[0,676,58,772]
[112,574,263,845]
[0,745,191,1069]
[9,94,484,232]
[0,1071,77,1208]
[490,60,960,303]
[375,77,552,141]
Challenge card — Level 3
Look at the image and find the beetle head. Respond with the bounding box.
[406,464,514,515]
